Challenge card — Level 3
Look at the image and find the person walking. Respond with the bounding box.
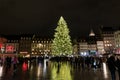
[107,55,116,80]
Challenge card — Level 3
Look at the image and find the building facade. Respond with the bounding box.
[114,30,120,54]
[0,26,117,57]
[31,36,52,57]
[100,27,115,54]
[78,39,88,56]
[87,29,97,56]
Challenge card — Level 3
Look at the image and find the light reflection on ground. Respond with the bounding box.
[51,62,73,80]
[103,62,108,79]
[0,59,116,80]
[0,66,3,77]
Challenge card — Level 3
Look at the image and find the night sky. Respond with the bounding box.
[0,0,120,38]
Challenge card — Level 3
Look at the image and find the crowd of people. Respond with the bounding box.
[0,54,120,80]
[50,55,120,80]
[0,55,19,74]
[50,56,104,70]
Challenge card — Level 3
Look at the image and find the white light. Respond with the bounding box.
[0,66,3,77]
[37,63,41,77]
[43,59,47,77]
[84,52,86,55]
[30,65,33,71]
[81,52,83,55]
[103,62,108,79]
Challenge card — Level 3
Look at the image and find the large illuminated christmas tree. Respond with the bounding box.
[52,16,72,56]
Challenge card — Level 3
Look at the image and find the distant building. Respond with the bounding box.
[0,36,7,54]
[31,35,52,57]
[3,34,52,57]
[19,34,33,57]
[100,26,115,54]
[78,39,88,56]
[0,26,117,57]
[114,30,120,54]
[72,39,79,55]
[6,42,19,54]
[89,29,95,36]
[96,36,105,55]
[87,29,97,56]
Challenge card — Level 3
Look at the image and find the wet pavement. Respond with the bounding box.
[0,59,119,80]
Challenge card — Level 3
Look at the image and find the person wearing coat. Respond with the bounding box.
[107,55,116,80]
[115,56,120,80]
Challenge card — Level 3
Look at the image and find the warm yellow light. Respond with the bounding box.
[25,54,30,57]
[39,43,42,46]
[51,62,72,80]
[32,49,34,51]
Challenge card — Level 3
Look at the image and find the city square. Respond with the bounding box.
[0,15,119,80]
[0,0,120,80]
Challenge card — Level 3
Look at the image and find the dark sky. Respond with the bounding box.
[0,0,120,38]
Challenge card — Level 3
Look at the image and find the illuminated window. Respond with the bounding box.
[104,41,106,43]
[110,44,112,46]
[116,45,118,47]
[32,49,34,51]
[105,44,107,46]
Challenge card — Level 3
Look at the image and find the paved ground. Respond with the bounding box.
[0,59,119,80]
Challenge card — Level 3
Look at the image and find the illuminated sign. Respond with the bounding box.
[20,52,28,54]
[6,44,15,53]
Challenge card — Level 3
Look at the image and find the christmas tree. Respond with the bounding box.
[52,16,72,56]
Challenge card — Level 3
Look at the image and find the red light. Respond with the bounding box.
[22,62,28,71]
[0,44,3,48]
[6,45,14,52]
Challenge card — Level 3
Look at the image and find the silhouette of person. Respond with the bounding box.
[115,56,120,80]
[107,55,116,80]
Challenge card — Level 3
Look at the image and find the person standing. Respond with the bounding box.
[115,56,120,80]
[107,55,116,80]
[12,56,19,72]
